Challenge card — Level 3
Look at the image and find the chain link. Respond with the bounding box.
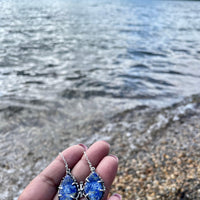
[59,151,95,173]
[84,151,95,171]
[59,152,69,172]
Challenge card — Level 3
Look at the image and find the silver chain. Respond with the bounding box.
[59,151,95,172]
[59,152,70,172]
[84,151,95,171]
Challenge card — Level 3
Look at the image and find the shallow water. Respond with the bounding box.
[0,0,200,199]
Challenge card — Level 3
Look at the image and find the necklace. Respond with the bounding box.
[58,152,106,200]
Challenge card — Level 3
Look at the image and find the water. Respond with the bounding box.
[1,0,200,112]
[0,0,200,199]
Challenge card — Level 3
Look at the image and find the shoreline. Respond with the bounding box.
[109,95,200,199]
[1,94,200,199]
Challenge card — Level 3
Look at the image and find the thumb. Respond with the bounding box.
[108,193,122,200]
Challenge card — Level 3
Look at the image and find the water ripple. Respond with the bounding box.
[0,0,200,110]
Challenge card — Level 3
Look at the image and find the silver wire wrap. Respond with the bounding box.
[59,151,95,172]
[84,151,95,171]
[59,152,70,172]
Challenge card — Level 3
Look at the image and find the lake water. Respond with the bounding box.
[1,0,200,114]
[0,0,200,199]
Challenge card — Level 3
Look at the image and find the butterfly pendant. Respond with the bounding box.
[58,169,106,200]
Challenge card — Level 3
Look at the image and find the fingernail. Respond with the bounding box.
[113,193,122,199]
[110,154,119,162]
[78,144,88,151]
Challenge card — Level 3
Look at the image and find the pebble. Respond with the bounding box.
[109,98,200,200]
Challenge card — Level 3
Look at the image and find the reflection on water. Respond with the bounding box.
[0,0,200,114]
[0,0,200,199]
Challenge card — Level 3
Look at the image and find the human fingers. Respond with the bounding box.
[96,155,118,200]
[18,144,85,200]
[108,193,122,200]
[54,143,118,200]
[72,140,110,182]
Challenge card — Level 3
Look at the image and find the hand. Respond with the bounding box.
[18,140,121,200]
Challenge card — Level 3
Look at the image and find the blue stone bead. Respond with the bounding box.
[59,174,78,200]
[84,172,104,200]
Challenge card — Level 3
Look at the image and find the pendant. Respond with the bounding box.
[58,152,106,200]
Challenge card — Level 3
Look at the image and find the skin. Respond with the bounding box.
[18,140,121,200]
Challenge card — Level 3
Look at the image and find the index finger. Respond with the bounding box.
[18,144,85,200]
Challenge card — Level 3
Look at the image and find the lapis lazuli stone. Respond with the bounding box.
[59,174,78,200]
[84,172,104,200]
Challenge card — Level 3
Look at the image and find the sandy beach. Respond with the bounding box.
[109,94,200,199]
[1,95,200,200]
[1,94,200,200]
